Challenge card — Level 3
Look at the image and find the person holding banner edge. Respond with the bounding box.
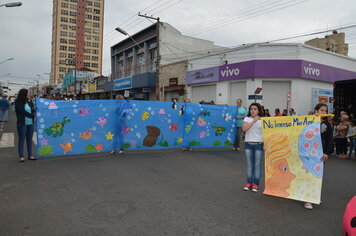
[304,102,333,210]
[233,99,247,151]
[242,103,264,192]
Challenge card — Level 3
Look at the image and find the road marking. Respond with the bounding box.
[0,133,15,148]
[0,132,37,148]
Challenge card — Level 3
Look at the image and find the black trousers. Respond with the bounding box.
[335,138,348,155]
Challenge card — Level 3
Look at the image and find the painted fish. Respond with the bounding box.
[60,142,72,154]
[197,117,206,126]
[120,125,131,135]
[185,125,192,133]
[224,113,232,121]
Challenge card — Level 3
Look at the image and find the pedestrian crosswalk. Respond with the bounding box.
[0,132,37,148]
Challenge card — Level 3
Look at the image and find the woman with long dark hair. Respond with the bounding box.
[242,103,264,192]
[15,89,36,162]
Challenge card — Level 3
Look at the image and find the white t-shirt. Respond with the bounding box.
[243,117,262,142]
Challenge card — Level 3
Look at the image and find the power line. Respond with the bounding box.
[160,23,356,62]
[186,0,310,36]
[104,0,169,42]
[104,0,185,45]
[183,0,284,33]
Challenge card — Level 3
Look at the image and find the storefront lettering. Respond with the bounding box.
[191,71,214,80]
[116,80,131,87]
[304,64,320,76]
[220,66,240,77]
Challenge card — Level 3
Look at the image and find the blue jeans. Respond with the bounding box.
[17,124,34,158]
[0,109,9,121]
[245,142,264,186]
[349,138,356,158]
[233,127,242,148]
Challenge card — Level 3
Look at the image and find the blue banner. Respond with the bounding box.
[36,98,238,157]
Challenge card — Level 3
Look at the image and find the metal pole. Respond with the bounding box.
[74,65,77,98]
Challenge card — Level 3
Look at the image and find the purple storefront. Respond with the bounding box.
[186,59,356,115]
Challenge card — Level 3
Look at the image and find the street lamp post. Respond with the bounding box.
[0,58,14,65]
[0,2,22,7]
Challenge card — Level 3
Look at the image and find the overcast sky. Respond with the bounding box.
[1,0,356,94]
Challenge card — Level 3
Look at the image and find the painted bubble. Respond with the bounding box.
[304,130,314,139]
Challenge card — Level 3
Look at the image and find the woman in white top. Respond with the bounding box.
[242,103,263,192]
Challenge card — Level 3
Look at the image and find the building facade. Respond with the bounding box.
[305,31,349,56]
[186,43,356,115]
[111,22,224,101]
[50,0,104,84]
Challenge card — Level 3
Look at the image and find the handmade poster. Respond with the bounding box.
[261,115,323,204]
[36,98,237,156]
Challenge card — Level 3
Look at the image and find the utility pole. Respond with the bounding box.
[37,80,39,97]
[138,13,162,101]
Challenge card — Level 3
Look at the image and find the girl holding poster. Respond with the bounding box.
[242,103,264,192]
[304,103,333,210]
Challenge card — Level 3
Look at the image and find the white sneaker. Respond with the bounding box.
[118,150,124,155]
[304,202,313,210]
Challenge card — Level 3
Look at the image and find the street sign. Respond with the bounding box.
[124,90,130,97]
[248,95,263,100]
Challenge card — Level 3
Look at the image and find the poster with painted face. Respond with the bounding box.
[35,98,237,156]
[261,115,323,204]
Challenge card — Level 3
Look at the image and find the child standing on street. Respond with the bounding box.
[242,103,263,192]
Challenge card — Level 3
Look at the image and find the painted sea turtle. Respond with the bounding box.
[44,117,71,138]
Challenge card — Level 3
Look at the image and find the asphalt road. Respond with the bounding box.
[0,111,355,236]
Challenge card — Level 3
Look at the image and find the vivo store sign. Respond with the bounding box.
[303,63,320,77]
[187,60,356,84]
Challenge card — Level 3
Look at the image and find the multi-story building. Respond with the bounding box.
[111,22,224,101]
[50,0,104,84]
[305,31,349,56]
